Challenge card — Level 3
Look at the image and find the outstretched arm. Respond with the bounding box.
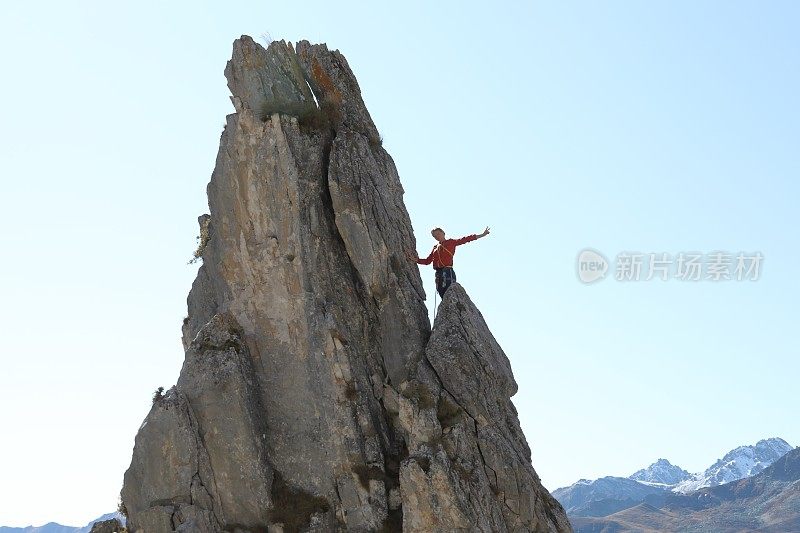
[454,226,491,245]
[405,248,433,265]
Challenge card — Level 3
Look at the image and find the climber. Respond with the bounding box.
[406,226,490,297]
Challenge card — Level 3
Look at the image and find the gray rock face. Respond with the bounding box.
[88,519,123,533]
[397,283,571,532]
[122,36,571,533]
[225,36,316,119]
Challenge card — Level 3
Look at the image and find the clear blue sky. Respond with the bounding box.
[1,1,798,527]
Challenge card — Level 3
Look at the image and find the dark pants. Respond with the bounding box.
[434,267,456,297]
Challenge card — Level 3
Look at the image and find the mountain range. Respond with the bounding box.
[553,437,797,532]
[554,437,792,517]
[672,437,792,493]
[571,446,800,532]
[0,513,122,533]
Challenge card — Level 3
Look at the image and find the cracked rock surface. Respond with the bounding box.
[121,35,571,533]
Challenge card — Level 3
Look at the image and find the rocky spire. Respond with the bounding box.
[120,35,571,533]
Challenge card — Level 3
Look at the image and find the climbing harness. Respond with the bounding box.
[434,242,454,265]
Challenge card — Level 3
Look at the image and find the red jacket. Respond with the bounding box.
[417,235,478,268]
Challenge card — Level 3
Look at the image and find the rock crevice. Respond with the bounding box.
[122,36,571,533]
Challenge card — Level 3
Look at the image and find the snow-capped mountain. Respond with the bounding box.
[571,447,800,532]
[672,437,793,493]
[629,458,692,488]
[553,436,794,518]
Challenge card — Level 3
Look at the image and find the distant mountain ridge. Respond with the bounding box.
[571,446,800,532]
[629,458,691,487]
[673,437,792,493]
[553,437,792,517]
[553,476,666,517]
[0,513,122,533]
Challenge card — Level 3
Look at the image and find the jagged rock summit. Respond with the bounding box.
[121,36,571,533]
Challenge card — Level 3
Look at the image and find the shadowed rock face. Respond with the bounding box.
[121,35,571,533]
